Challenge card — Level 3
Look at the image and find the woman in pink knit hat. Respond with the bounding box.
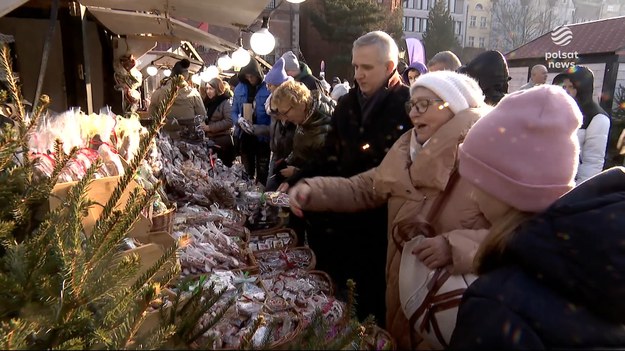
[288,71,496,349]
[449,85,594,349]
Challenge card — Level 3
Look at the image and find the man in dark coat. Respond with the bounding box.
[450,167,625,350]
[304,30,412,326]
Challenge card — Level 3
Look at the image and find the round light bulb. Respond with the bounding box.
[163,69,171,77]
[250,28,276,55]
[206,65,219,80]
[231,46,251,68]
[191,74,202,85]
[200,66,219,82]
[146,65,158,76]
[217,55,233,70]
[286,0,305,3]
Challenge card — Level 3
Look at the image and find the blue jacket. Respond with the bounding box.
[450,167,625,350]
[231,59,271,143]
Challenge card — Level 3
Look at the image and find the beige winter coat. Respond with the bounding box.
[148,79,206,136]
[299,108,501,349]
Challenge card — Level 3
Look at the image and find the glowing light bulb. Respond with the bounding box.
[146,66,158,76]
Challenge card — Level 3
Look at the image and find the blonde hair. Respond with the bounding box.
[474,209,534,274]
[271,80,312,110]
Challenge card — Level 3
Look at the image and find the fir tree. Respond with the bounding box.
[421,0,460,60]
[0,43,184,349]
[309,0,401,79]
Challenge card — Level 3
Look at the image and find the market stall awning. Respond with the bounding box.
[0,0,28,18]
[137,51,204,73]
[79,0,271,29]
[87,7,238,52]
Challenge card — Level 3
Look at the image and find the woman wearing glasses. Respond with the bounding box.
[269,80,335,192]
[288,71,494,349]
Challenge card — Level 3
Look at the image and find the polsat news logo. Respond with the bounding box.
[545,25,578,69]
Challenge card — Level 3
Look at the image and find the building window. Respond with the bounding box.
[403,16,417,31]
[454,21,462,35]
[470,16,476,27]
[422,0,429,10]
[479,37,485,48]
[480,16,487,28]
[403,0,408,7]
[468,36,475,47]
[265,0,276,9]
[448,0,456,13]
[421,18,428,32]
[475,3,483,10]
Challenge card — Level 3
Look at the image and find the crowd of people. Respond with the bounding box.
[148,30,623,350]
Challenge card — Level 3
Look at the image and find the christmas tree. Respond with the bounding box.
[309,0,402,80]
[421,0,460,61]
[0,42,183,349]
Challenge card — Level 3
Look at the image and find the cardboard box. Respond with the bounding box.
[49,176,151,238]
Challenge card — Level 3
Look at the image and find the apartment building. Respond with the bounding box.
[464,0,491,48]
[571,0,625,23]
[402,0,466,45]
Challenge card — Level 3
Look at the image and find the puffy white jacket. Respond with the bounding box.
[576,113,610,183]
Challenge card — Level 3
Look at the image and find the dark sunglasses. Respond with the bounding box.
[404,98,446,114]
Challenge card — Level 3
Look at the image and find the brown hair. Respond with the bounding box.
[208,77,230,96]
[271,80,312,110]
[474,209,534,274]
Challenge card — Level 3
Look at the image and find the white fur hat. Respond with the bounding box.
[410,71,484,114]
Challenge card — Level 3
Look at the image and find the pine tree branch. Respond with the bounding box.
[0,45,24,123]
[88,76,182,254]
[100,242,180,328]
[86,187,155,270]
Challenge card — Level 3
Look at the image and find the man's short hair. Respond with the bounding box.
[427,51,462,71]
[353,31,399,68]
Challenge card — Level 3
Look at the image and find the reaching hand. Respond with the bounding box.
[288,183,312,218]
[280,166,297,178]
[277,182,290,193]
[237,118,254,134]
[411,236,452,269]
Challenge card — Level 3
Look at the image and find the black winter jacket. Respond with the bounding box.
[285,90,334,185]
[450,167,625,350]
[327,71,412,177]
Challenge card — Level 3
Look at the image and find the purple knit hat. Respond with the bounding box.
[265,58,289,86]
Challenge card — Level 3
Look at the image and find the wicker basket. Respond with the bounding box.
[150,206,176,234]
[254,246,317,274]
[248,228,299,252]
[266,308,305,350]
[307,270,335,296]
[231,249,260,275]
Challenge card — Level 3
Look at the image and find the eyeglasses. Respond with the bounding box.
[404,98,445,114]
[275,106,293,119]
